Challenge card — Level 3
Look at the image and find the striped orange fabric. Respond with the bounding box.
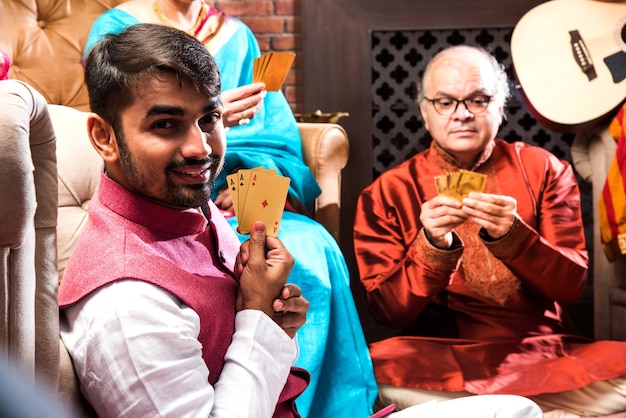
[599,104,626,261]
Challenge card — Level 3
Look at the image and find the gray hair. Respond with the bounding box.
[417,45,510,108]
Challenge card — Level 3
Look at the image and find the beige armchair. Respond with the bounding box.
[0,0,349,414]
[0,80,59,390]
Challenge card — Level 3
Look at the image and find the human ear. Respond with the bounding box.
[496,104,506,126]
[87,113,119,163]
[419,102,430,131]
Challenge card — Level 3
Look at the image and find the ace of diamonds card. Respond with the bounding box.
[226,167,290,237]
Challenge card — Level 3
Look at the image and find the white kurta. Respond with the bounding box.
[61,280,297,418]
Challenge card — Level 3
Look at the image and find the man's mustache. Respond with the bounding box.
[166,156,219,171]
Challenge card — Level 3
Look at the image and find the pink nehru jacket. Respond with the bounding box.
[59,172,308,417]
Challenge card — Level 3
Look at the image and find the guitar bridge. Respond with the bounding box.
[569,30,597,81]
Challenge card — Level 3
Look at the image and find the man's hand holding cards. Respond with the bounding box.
[226,167,290,237]
[434,169,487,201]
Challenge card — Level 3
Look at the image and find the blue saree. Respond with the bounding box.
[85,8,377,418]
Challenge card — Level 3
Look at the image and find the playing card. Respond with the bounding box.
[447,171,460,199]
[238,170,290,237]
[237,167,276,215]
[231,168,255,217]
[254,54,273,83]
[434,174,450,196]
[434,172,459,199]
[252,52,296,91]
[226,172,241,218]
[455,169,487,200]
[434,170,487,202]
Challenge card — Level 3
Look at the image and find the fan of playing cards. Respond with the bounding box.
[434,169,487,201]
[226,167,291,237]
[253,51,295,91]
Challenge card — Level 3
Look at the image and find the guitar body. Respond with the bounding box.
[511,0,626,132]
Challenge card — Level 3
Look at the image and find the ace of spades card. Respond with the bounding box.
[253,52,296,91]
[226,170,248,218]
[226,167,290,237]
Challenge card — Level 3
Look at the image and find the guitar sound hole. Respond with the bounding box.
[621,24,626,44]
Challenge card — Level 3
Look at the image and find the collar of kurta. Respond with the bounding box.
[99,171,209,235]
[430,138,496,171]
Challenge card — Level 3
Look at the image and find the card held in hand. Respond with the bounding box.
[455,169,487,200]
[226,169,252,220]
[226,172,240,216]
[252,52,296,91]
[434,169,487,201]
[231,168,290,237]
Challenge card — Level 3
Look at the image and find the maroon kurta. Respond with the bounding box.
[354,139,626,396]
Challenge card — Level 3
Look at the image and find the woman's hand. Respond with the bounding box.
[221,82,266,128]
[272,284,308,339]
[214,188,234,212]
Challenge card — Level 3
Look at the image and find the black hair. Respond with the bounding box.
[84,23,221,131]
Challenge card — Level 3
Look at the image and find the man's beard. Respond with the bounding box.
[163,157,218,208]
[117,133,220,209]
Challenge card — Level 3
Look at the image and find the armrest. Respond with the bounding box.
[0,79,59,387]
[297,122,349,241]
[48,105,102,283]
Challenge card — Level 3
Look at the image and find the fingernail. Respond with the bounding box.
[252,221,265,233]
[261,90,267,98]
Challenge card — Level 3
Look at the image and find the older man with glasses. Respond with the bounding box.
[354,45,626,417]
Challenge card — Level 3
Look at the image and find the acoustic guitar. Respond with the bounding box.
[511,0,626,133]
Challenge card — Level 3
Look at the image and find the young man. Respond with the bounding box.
[58,23,309,417]
[354,45,626,417]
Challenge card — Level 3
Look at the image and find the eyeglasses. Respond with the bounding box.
[424,95,492,116]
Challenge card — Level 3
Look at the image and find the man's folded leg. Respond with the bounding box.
[391,394,543,418]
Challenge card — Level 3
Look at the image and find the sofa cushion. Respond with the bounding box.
[0,0,122,110]
[48,105,101,282]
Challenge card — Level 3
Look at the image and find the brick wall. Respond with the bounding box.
[215,0,303,113]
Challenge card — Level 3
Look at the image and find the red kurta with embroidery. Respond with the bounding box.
[354,139,626,396]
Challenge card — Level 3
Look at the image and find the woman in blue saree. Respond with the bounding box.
[83,1,377,416]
